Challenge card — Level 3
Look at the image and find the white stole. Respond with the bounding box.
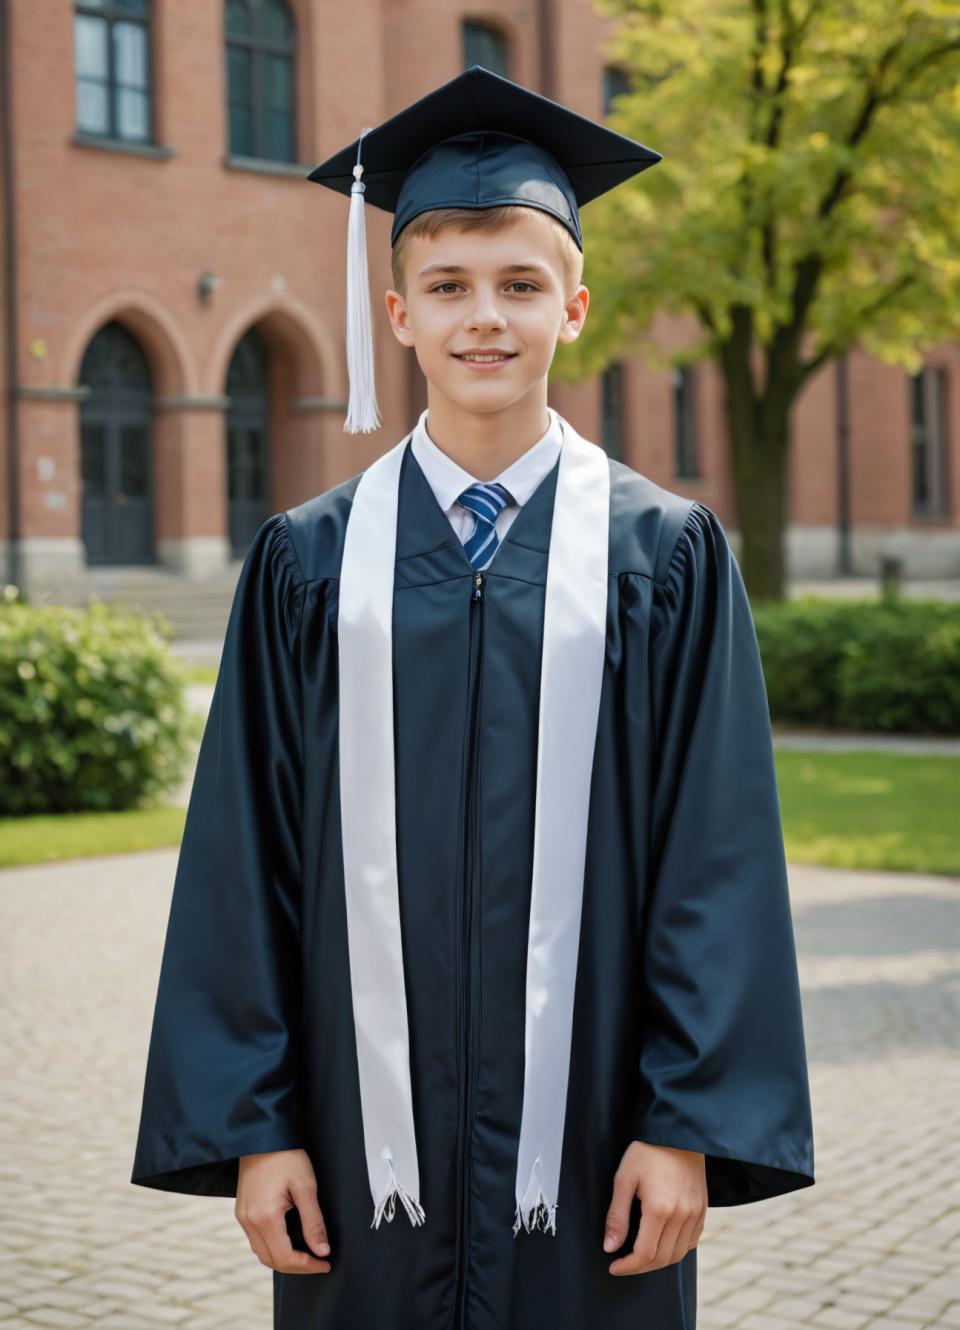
[337,414,610,1234]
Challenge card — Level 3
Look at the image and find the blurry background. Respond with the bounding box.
[0,2,958,1328]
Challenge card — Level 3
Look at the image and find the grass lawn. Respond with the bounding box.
[0,750,955,875]
[0,804,186,868]
[775,750,959,877]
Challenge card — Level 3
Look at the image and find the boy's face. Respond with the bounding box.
[384,209,588,419]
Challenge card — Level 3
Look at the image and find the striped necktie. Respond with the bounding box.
[457,482,513,570]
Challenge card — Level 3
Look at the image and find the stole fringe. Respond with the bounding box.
[371,1153,427,1229]
[512,1151,559,1236]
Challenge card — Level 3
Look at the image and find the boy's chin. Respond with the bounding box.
[431,372,542,413]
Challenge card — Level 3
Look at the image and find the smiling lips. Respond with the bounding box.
[453,350,519,368]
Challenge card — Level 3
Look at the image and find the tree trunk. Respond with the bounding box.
[720,339,793,603]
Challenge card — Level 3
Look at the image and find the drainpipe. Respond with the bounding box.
[1,0,21,590]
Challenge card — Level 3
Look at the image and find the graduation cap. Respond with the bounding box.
[307,64,662,433]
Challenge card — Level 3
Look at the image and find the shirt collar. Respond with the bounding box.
[410,406,564,513]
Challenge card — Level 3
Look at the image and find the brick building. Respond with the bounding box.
[1,0,957,610]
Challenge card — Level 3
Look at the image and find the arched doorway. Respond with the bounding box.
[225,326,270,557]
[79,321,155,565]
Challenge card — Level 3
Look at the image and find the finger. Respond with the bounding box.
[609,1198,666,1276]
[603,1167,638,1254]
[260,1205,331,1274]
[672,1207,703,1263]
[289,1176,331,1258]
[652,1209,686,1267]
[241,1216,274,1268]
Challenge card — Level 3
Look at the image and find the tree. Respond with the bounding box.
[558,0,960,600]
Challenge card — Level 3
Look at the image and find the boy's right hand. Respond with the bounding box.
[236,1149,332,1274]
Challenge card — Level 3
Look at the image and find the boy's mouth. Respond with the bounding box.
[452,350,519,366]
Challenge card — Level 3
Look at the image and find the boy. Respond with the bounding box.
[131,66,814,1330]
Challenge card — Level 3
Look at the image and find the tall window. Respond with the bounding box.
[602,65,631,115]
[74,1,153,143]
[673,364,699,479]
[226,0,296,162]
[463,20,509,76]
[910,366,950,519]
[601,362,625,462]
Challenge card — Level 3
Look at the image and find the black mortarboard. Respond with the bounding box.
[307,64,662,433]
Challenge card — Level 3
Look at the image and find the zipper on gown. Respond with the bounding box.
[453,567,484,1330]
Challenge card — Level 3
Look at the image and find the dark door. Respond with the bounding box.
[79,322,155,565]
[226,327,270,558]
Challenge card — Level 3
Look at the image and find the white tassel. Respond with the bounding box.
[344,129,381,434]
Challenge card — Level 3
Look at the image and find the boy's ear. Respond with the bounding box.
[556,284,590,346]
[384,289,416,348]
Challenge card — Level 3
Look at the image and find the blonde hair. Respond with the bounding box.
[391,204,584,303]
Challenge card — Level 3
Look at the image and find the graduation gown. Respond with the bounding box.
[131,432,815,1330]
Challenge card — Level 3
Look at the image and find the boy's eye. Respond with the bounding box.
[428,280,539,294]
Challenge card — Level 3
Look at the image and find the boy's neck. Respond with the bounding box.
[422,391,553,482]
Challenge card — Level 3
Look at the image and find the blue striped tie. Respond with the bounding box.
[457,481,513,570]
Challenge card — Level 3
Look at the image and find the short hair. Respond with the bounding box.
[391,204,584,303]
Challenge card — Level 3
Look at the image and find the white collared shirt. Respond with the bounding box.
[410,405,564,569]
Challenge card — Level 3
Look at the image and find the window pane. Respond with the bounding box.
[262,52,292,109]
[229,104,253,156]
[116,87,150,140]
[227,44,252,153]
[75,14,108,77]
[227,44,252,107]
[77,78,110,133]
[262,107,293,161]
[226,0,253,37]
[259,0,294,44]
[113,20,148,88]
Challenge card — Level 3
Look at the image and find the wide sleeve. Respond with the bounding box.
[130,511,306,1198]
[626,501,815,1206]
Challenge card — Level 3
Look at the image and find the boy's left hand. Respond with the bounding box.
[603,1141,707,1276]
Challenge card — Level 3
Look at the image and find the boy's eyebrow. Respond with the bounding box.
[417,260,555,279]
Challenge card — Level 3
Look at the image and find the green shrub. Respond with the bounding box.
[753,592,960,735]
[0,592,192,815]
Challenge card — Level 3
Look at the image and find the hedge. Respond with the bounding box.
[753,592,960,735]
[0,590,192,815]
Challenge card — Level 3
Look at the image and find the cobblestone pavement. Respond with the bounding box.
[1,852,957,1329]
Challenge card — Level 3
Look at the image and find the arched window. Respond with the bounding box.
[79,321,155,565]
[462,20,509,77]
[74,0,153,143]
[226,0,297,162]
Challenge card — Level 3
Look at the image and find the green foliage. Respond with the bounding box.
[754,593,960,733]
[0,593,193,815]
[557,0,960,381]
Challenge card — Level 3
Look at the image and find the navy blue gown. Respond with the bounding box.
[131,439,815,1329]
